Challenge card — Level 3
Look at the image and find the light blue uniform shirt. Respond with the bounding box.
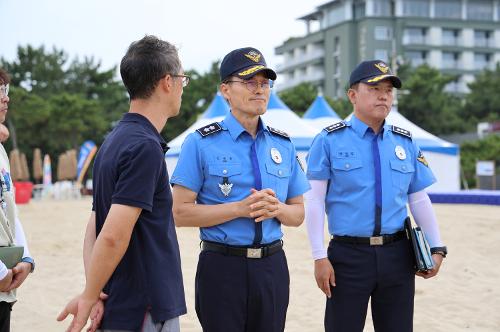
[171,112,310,245]
[306,114,436,237]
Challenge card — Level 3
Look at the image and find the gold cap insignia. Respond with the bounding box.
[374,62,389,74]
[244,51,261,63]
[238,65,265,77]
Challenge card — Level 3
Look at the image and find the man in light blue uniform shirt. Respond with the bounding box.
[171,47,310,332]
[305,60,447,332]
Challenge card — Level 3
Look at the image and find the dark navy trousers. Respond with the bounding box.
[325,238,415,332]
[195,249,289,332]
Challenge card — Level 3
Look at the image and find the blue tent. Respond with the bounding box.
[303,94,340,119]
[200,92,230,118]
[267,91,291,110]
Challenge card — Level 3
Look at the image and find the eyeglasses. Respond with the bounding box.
[169,74,190,88]
[0,84,9,98]
[225,80,274,92]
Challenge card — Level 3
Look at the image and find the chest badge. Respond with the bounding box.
[219,177,233,197]
[270,148,282,164]
[395,145,406,160]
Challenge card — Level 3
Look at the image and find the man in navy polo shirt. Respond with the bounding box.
[57,35,187,332]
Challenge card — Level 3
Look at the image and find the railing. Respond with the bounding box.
[275,49,325,71]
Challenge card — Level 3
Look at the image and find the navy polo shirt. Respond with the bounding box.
[92,113,186,330]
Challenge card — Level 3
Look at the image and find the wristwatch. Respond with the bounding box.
[21,257,35,273]
[430,246,447,258]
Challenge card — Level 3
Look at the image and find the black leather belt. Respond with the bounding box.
[331,230,406,246]
[201,240,283,259]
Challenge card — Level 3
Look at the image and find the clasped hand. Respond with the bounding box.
[0,261,32,292]
[241,188,281,222]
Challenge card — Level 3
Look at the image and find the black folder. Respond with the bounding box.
[404,217,434,272]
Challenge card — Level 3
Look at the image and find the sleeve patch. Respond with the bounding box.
[417,150,429,167]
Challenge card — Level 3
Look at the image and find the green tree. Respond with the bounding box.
[464,65,500,123]
[278,82,318,115]
[460,135,500,188]
[1,45,128,179]
[398,65,466,135]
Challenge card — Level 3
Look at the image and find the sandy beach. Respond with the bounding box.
[10,197,500,331]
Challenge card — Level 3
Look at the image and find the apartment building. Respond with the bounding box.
[275,0,500,98]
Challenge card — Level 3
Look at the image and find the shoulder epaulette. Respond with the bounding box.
[391,125,412,139]
[196,122,222,137]
[324,121,347,133]
[267,126,290,140]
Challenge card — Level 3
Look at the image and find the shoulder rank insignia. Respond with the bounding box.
[267,126,290,140]
[324,121,347,133]
[196,122,222,137]
[391,125,412,139]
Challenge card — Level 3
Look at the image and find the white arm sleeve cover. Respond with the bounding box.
[0,261,6,280]
[305,180,328,260]
[15,217,31,259]
[408,190,443,248]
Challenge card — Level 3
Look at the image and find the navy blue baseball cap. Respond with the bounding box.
[349,60,402,88]
[220,47,277,82]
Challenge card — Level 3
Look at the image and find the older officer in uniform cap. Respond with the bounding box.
[305,60,447,332]
[171,47,310,332]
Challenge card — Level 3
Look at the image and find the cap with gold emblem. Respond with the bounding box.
[220,47,277,82]
[349,60,402,88]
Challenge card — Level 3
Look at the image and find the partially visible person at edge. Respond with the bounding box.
[305,60,447,332]
[57,36,187,332]
[0,68,36,332]
[0,124,9,143]
[170,47,310,332]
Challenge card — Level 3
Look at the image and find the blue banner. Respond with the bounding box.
[77,140,96,180]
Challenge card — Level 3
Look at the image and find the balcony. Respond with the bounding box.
[474,62,495,71]
[442,37,462,47]
[475,39,495,48]
[276,49,325,71]
[275,71,325,91]
[442,60,460,70]
[402,35,428,45]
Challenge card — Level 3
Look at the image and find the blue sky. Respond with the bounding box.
[2,0,326,74]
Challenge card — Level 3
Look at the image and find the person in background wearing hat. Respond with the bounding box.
[0,68,36,332]
[305,60,447,331]
[171,47,310,332]
[57,36,187,332]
